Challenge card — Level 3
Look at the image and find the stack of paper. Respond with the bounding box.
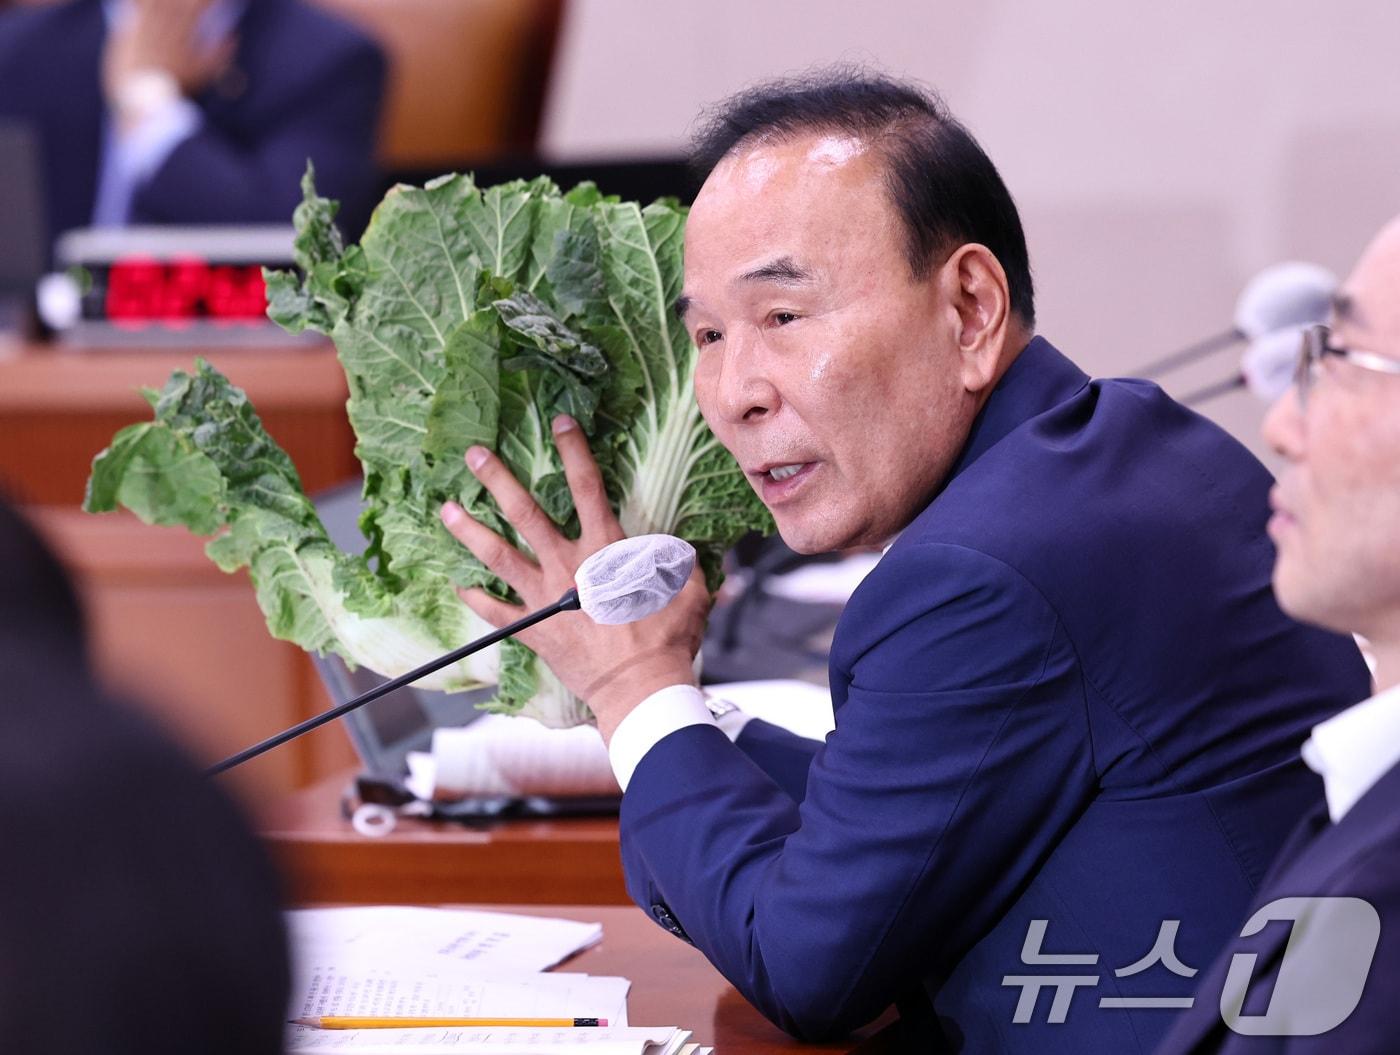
[285,1025,706,1054]
[290,966,630,1028]
[284,907,711,1054]
[289,907,603,973]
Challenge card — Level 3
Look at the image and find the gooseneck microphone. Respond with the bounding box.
[1133,262,1337,382]
[205,534,697,776]
[1134,329,1241,380]
[1179,327,1308,406]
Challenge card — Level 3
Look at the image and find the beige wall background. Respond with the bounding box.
[539,0,1400,464]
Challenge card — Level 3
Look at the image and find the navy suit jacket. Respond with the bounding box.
[1155,760,1400,1054]
[0,0,384,245]
[619,337,1373,1052]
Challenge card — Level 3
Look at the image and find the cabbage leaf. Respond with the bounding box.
[84,169,773,727]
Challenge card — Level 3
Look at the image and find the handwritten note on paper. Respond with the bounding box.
[287,907,603,974]
[285,1025,692,1055]
[292,967,629,1025]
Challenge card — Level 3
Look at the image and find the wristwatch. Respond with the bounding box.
[703,693,739,719]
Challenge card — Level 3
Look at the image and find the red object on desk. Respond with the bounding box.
[104,257,267,325]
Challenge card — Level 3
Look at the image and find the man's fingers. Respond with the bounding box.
[457,587,526,631]
[204,34,237,73]
[464,446,564,560]
[683,561,716,613]
[552,415,624,544]
[440,502,540,599]
[458,588,550,655]
[684,559,708,593]
[181,35,236,93]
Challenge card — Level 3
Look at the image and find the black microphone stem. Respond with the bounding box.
[1134,328,1242,378]
[1181,373,1246,406]
[205,588,582,777]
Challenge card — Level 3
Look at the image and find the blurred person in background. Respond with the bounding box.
[0,496,290,1054]
[1157,219,1400,1052]
[0,0,385,248]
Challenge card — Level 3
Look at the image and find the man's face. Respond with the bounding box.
[682,133,979,554]
[1264,217,1400,641]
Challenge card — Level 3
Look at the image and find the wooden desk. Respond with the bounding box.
[333,904,902,1054]
[262,770,628,904]
[269,780,909,1048]
[0,339,357,506]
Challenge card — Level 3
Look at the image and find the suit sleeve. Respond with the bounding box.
[132,37,385,234]
[733,718,823,804]
[618,542,1098,1041]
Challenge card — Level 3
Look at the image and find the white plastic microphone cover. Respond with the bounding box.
[574,534,697,625]
[1233,262,1337,340]
[1243,325,1307,402]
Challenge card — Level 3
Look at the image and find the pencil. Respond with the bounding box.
[290,1016,608,1029]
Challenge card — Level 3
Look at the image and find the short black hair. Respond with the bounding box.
[691,68,1036,327]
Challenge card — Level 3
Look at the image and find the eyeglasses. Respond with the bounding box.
[1295,323,1400,409]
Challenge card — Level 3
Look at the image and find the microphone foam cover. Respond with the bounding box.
[1234,262,1337,340]
[1243,325,1306,402]
[575,534,697,625]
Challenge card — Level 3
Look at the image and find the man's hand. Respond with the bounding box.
[102,0,235,125]
[439,415,711,744]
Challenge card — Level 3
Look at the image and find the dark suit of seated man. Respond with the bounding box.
[436,71,1373,1053]
[1155,220,1400,1053]
[0,497,290,1053]
[0,0,385,244]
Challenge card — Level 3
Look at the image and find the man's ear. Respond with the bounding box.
[937,243,1012,394]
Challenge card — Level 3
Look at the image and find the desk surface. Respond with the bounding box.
[261,771,629,904]
[355,904,900,1054]
[0,338,356,506]
[0,338,346,411]
[267,793,912,1050]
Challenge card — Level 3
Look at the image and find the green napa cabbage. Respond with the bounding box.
[83,168,773,727]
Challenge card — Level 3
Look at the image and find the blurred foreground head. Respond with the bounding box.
[0,499,289,1054]
[1263,216,1400,688]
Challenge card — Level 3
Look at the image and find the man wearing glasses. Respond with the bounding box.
[1158,219,1400,1052]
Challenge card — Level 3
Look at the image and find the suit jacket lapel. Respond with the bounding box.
[1161,805,1328,1053]
[1167,761,1400,1052]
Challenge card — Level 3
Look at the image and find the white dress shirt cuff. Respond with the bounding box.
[609,684,743,792]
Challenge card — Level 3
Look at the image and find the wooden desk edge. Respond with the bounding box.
[292,903,901,1054]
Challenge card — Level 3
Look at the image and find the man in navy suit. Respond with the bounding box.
[1156,220,1400,1053]
[439,72,1372,1052]
[0,0,384,246]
